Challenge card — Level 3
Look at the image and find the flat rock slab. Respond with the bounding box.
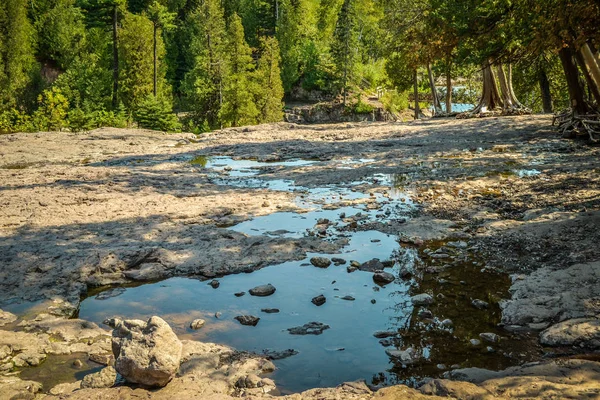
[287,322,330,335]
[541,318,600,348]
[501,261,600,327]
[249,284,276,297]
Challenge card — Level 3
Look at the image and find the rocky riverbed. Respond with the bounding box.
[1,115,599,399]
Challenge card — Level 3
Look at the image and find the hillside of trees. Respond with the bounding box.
[0,0,598,135]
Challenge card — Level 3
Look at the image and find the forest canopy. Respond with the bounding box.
[0,0,598,134]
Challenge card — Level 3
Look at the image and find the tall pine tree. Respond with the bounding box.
[254,36,284,123]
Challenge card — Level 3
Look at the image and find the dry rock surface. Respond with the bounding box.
[1,116,600,398]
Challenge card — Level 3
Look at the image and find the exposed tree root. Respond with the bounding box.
[553,108,600,142]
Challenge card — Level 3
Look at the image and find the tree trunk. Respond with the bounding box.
[559,47,590,114]
[538,67,553,113]
[153,24,158,98]
[469,63,502,114]
[112,5,119,108]
[427,63,441,115]
[445,61,452,114]
[578,43,600,104]
[413,69,419,120]
[496,63,527,112]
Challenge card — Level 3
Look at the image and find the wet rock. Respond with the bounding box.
[341,295,355,301]
[261,308,280,314]
[412,293,434,306]
[263,349,299,360]
[288,322,330,335]
[371,299,377,304]
[470,339,481,346]
[373,272,395,285]
[540,318,600,348]
[379,338,393,347]
[95,287,126,300]
[317,218,330,225]
[399,268,413,280]
[234,292,245,297]
[441,319,454,327]
[360,258,384,272]
[214,312,222,319]
[479,332,500,343]
[350,260,361,268]
[312,294,327,306]
[190,319,205,330]
[73,359,84,368]
[373,331,398,339]
[0,310,17,327]
[332,257,347,265]
[81,366,117,389]
[209,280,220,288]
[472,299,489,309]
[347,266,358,273]
[112,316,182,387]
[235,315,260,326]
[249,284,276,297]
[418,309,433,319]
[310,257,332,268]
[385,347,421,365]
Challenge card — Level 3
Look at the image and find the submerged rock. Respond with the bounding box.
[310,257,332,268]
[373,272,395,285]
[332,257,347,265]
[249,284,276,297]
[190,319,205,330]
[288,322,330,335]
[112,316,182,387]
[263,348,299,360]
[312,294,327,306]
[209,280,220,288]
[341,295,355,301]
[373,331,398,339]
[261,308,280,314]
[235,315,260,326]
[385,347,421,365]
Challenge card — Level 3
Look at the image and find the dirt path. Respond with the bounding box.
[1,115,599,399]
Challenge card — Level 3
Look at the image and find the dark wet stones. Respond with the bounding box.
[234,292,245,297]
[371,299,377,304]
[261,308,280,314]
[441,319,454,327]
[249,284,276,297]
[360,258,384,272]
[470,339,481,346]
[385,347,421,365]
[341,295,355,301]
[373,272,395,285]
[312,294,326,306]
[373,331,398,339]
[332,257,347,265]
[209,280,220,289]
[310,257,332,268]
[418,309,433,319]
[235,315,260,326]
[472,299,489,309]
[411,293,434,306]
[288,322,330,335]
[347,266,358,273]
[479,332,500,343]
[262,349,299,360]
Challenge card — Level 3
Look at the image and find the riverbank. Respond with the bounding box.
[1,115,599,399]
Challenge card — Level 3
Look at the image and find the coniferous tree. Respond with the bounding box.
[220,13,259,127]
[0,0,37,110]
[331,0,358,105]
[254,36,284,123]
[147,1,175,97]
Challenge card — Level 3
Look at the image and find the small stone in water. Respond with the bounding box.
[234,292,245,297]
[341,295,355,301]
[209,280,220,288]
[190,319,206,330]
[310,257,332,268]
[235,315,260,326]
[311,294,326,306]
[371,299,376,304]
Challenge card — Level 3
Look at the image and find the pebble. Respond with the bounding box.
[371,299,376,304]
[373,272,395,285]
[235,315,260,326]
[249,284,276,297]
[411,293,434,306]
[311,294,326,306]
[234,292,245,297]
[209,280,220,288]
[472,299,489,309]
[341,295,355,301]
[470,339,481,346]
[190,319,206,330]
[310,257,332,268]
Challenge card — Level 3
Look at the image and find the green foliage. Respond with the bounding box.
[381,91,409,114]
[352,98,374,113]
[31,87,70,131]
[254,37,285,123]
[133,95,180,131]
[331,0,359,102]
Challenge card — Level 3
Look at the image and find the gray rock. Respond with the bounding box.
[347,266,358,273]
[310,257,332,268]
[112,316,182,387]
[441,319,454,327]
[287,322,330,335]
[412,293,434,306]
[249,284,276,297]
[262,349,299,360]
[418,309,433,319]
[385,347,421,365]
[472,299,489,309]
[373,331,397,338]
[373,272,395,285]
[470,339,481,346]
[123,263,169,281]
[81,366,117,389]
[235,315,260,326]
[350,260,361,267]
[312,294,326,306]
[190,319,205,330]
[341,295,355,301]
[479,332,500,343]
[360,258,384,272]
[234,292,245,297]
[540,318,600,348]
[332,257,347,265]
[261,308,280,314]
[209,280,220,288]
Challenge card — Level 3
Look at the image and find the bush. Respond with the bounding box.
[381,91,409,114]
[133,96,181,132]
[0,109,32,133]
[353,99,375,114]
[31,87,70,131]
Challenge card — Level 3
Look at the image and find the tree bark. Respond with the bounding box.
[153,24,158,98]
[413,69,419,120]
[574,49,600,105]
[538,67,553,113]
[469,63,502,114]
[560,47,590,114]
[112,5,119,108]
[446,60,452,114]
[579,43,600,104]
[427,63,441,115]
